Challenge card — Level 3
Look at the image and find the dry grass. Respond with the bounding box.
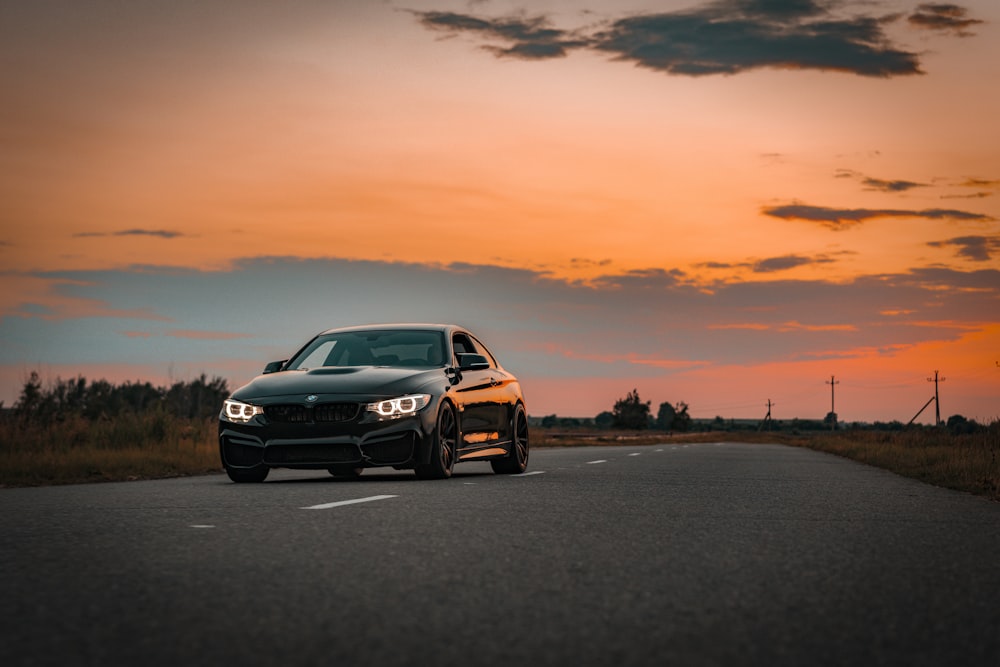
[531,424,999,501]
[798,426,1000,501]
[0,412,221,487]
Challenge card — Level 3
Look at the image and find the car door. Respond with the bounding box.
[450,332,504,451]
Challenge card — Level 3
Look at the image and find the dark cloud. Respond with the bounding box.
[960,178,1000,188]
[940,192,993,200]
[939,177,999,199]
[763,203,994,229]
[412,10,588,60]
[698,254,838,272]
[908,4,984,36]
[927,236,1000,261]
[860,177,928,193]
[836,169,929,192]
[410,0,972,77]
[73,229,184,239]
[591,0,922,77]
[753,254,835,273]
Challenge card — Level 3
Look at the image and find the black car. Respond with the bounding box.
[219,323,528,482]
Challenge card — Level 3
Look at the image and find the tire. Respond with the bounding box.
[328,465,364,479]
[415,401,457,480]
[491,403,529,475]
[225,464,269,483]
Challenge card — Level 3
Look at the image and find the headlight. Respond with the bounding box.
[366,394,431,419]
[222,398,264,423]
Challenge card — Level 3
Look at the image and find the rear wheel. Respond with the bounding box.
[491,403,529,475]
[415,402,457,480]
[328,465,363,479]
[225,464,269,483]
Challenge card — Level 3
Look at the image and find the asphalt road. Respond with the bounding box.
[2,443,998,667]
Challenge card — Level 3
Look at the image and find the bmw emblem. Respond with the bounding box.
[305,395,318,402]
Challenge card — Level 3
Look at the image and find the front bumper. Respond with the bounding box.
[219,410,433,470]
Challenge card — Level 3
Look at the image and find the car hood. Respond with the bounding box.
[231,366,444,401]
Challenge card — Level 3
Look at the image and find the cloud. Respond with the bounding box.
[698,252,849,273]
[938,177,999,199]
[861,177,928,193]
[412,10,589,59]
[960,178,1000,189]
[591,0,922,77]
[908,3,984,36]
[73,229,185,239]
[834,169,929,192]
[752,254,836,273]
[762,203,994,229]
[410,0,974,77]
[927,236,1000,262]
[940,192,993,200]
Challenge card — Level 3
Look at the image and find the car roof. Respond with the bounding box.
[317,323,465,336]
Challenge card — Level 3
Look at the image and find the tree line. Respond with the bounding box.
[538,387,988,436]
[538,389,692,431]
[600,388,693,431]
[7,372,230,423]
[539,389,696,432]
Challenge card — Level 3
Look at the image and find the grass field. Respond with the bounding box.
[2,414,997,501]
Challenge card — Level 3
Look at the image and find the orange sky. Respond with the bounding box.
[1,0,998,422]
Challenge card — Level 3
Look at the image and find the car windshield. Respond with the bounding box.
[286,330,447,370]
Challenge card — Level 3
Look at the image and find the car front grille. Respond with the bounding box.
[315,402,360,422]
[264,443,361,465]
[264,403,359,423]
[265,404,309,423]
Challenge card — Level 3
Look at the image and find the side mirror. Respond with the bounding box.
[457,353,490,371]
[263,360,287,374]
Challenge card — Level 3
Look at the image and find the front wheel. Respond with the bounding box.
[491,403,529,475]
[415,401,457,480]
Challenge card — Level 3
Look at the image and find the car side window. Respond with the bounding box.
[469,335,499,368]
[452,333,495,368]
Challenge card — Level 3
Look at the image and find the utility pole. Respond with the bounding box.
[927,370,945,426]
[826,375,839,430]
[759,399,773,431]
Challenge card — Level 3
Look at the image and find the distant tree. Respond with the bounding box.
[946,414,979,435]
[823,411,838,430]
[655,402,676,431]
[541,414,558,428]
[673,402,692,433]
[612,389,651,430]
[594,411,614,429]
[14,371,44,418]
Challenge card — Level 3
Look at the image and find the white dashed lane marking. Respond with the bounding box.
[513,471,546,476]
[302,495,398,510]
[628,453,641,457]
[586,460,607,465]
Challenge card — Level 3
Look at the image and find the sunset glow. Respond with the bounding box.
[1,0,998,423]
